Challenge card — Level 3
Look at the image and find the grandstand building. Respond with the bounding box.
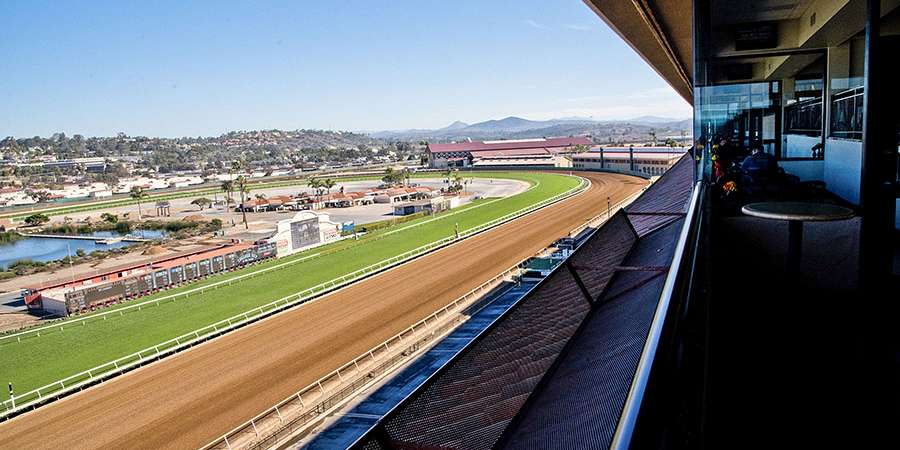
[427,137,591,168]
[572,148,685,177]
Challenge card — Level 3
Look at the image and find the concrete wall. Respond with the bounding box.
[823,138,862,204]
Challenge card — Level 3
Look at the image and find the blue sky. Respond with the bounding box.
[0,0,691,138]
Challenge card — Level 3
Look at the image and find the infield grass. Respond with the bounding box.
[0,171,580,402]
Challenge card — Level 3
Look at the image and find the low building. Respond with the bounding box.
[427,137,592,168]
[393,196,450,216]
[571,149,685,177]
[374,186,435,204]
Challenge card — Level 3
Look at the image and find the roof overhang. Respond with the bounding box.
[583,0,694,102]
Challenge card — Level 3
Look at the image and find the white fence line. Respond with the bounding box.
[201,254,533,450]
[0,176,589,419]
[0,173,545,346]
[202,178,644,450]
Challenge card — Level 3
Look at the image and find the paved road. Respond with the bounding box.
[0,172,645,450]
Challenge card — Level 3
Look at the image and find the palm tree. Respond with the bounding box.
[130,186,148,219]
[307,178,323,206]
[323,178,336,196]
[221,180,234,205]
[237,175,249,229]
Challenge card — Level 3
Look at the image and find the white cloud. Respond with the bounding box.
[564,24,592,31]
[523,19,549,30]
[526,86,692,121]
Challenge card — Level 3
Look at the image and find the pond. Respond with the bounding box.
[0,229,167,270]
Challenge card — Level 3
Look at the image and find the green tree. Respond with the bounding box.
[382,168,403,186]
[129,186,148,219]
[100,212,118,224]
[23,213,50,227]
[449,172,464,193]
[190,197,213,210]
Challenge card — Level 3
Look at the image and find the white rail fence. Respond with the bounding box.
[203,182,647,450]
[0,173,559,346]
[201,256,531,450]
[0,177,588,419]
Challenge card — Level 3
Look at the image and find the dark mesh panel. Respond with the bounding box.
[360,438,385,450]
[568,214,638,299]
[381,268,589,450]
[626,154,694,236]
[498,219,685,450]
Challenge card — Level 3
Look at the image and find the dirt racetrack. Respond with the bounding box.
[0,172,646,450]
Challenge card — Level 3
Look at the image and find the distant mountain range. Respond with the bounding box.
[371,116,691,142]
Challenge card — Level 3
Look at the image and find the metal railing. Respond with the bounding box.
[0,176,588,419]
[609,181,703,450]
[206,180,647,450]
[0,174,542,346]
[201,257,531,450]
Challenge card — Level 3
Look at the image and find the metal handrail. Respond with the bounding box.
[201,256,531,450]
[0,176,588,418]
[609,181,703,450]
[203,179,648,450]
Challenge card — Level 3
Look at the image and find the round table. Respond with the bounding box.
[741,202,855,273]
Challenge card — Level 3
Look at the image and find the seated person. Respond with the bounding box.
[741,144,776,176]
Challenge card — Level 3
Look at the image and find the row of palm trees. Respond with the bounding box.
[306,178,336,204]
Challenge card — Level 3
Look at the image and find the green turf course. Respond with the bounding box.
[0,171,581,403]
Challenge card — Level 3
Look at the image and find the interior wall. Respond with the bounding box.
[784,134,821,159]
[780,160,824,181]
[823,138,862,203]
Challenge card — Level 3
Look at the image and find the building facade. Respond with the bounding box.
[427,137,592,168]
